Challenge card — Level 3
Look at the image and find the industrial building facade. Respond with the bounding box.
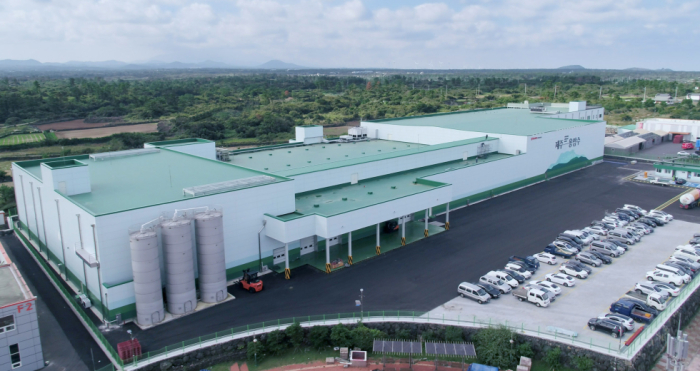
[11,103,605,326]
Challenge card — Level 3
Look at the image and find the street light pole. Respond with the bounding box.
[360,288,364,319]
[254,338,258,367]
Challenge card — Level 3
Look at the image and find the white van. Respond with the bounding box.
[486,271,518,288]
[457,282,491,304]
[479,275,511,294]
[608,230,635,245]
[656,264,690,283]
[674,246,700,262]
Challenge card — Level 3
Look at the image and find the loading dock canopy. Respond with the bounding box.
[669,132,691,135]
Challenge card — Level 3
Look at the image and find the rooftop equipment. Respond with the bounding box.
[89,148,160,161]
[182,176,276,197]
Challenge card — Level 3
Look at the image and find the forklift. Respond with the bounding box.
[240,269,264,293]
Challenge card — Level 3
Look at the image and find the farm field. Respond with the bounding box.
[35,119,115,131]
[0,133,46,146]
[56,123,159,139]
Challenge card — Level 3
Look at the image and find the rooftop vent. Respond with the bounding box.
[89,148,160,161]
[183,175,276,197]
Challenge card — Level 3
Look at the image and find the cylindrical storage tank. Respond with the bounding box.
[129,230,165,326]
[161,218,197,315]
[194,211,227,303]
[680,189,700,205]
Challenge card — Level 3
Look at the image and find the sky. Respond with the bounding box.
[1,0,698,70]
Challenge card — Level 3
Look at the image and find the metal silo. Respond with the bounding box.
[129,230,165,326]
[161,218,197,315]
[194,211,227,303]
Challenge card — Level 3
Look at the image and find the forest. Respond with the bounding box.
[1,71,699,148]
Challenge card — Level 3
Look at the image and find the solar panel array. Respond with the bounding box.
[372,340,422,354]
[424,342,476,357]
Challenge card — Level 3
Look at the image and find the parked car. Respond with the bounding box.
[623,204,648,215]
[676,178,687,185]
[563,260,593,275]
[576,252,603,267]
[589,250,613,265]
[587,318,625,338]
[559,264,589,279]
[556,236,583,251]
[522,284,556,302]
[643,215,666,226]
[591,240,622,257]
[512,287,550,307]
[658,263,693,281]
[682,142,695,150]
[648,210,673,222]
[646,269,684,287]
[486,271,519,288]
[534,252,558,265]
[637,218,658,228]
[610,299,657,323]
[678,151,690,156]
[604,239,628,253]
[608,230,636,245]
[502,269,527,283]
[666,260,698,275]
[508,255,540,270]
[457,282,491,304]
[690,237,700,245]
[475,282,501,299]
[598,313,635,331]
[479,275,511,294]
[647,282,680,297]
[545,273,576,287]
[668,255,700,270]
[544,244,576,259]
[616,209,639,220]
[634,282,671,300]
[552,240,580,253]
[528,280,562,295]
[584,226,608,237]
[505,261,535,276]
[591,221,615,230]
[629,223,652,235]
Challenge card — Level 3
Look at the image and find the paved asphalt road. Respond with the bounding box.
[96,161,691,352]
[5,160,696,368]
[1,236,111,371]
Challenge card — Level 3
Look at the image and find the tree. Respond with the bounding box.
[573,355,594,371]
[308,326,329,350]
[517,342,534,359]
[265,329,287,356]
[543,347,562,370]
[473,327,518,369]
[247,339,265,362]
[330,323,353,347]
[350,323,385,351]
[0,185,15,206]
[444,326,463,342]
[396,329,413,340]
[286,322,304,350]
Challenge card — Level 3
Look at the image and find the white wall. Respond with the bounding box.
[546,108,605,121]
[289,140,498,193]
[642,119,700,139]
[40,163,91,196]
[95,179,295,311]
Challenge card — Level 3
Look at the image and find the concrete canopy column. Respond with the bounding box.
[284,243,290,279]
[325,239,331,274]
[376,223,381,255]
[446,202,450,230]
[401,218,406,246]
[424,209,429,237]
[348,231,353,265]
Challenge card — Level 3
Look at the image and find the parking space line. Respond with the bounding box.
[656,188,694,210]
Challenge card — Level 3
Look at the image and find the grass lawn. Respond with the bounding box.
[529,359,576,371]
[209,348,340,371]
[0,134,46,146]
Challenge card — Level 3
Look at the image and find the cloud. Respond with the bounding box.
[0,0,697,70]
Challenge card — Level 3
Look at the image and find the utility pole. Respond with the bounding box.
[675,86,678,100]
[643,87,647,102]
[525,83,527,96]
[599,86,602,99]
[554,85,557,100]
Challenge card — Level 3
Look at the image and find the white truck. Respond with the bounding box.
[511,287,550,307]
[624,291,668,311]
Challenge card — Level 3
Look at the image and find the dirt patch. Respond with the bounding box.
[35,119,114,131]
[55,124,158,139]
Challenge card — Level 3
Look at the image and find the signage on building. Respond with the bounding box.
[531,136,541,141]
[555,135,581,150]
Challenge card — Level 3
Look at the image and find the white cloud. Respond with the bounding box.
[0,0,697,69]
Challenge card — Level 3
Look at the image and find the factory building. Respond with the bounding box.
[11,103,605,326]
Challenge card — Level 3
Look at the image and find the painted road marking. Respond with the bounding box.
[656,188,695,211]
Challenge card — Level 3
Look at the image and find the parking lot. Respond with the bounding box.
[428,216,697,346]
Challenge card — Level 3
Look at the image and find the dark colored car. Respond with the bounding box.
[664,262,696,277]
[676,178,687,185]
[611,299,657,323]
[643,216,665,226]
[616,209,639,219]
[475,282,500,299]
[638,218,658,228]
[502,269,525,283]
[607,239,629,251]
[559,233,585,247]
[589,250,613,264]
[690,237,700,245]
[557,237,582,251]
[508,260,536,274]
[509,255,540,270]
[587,318,625,338]
[564,260,593,274]
[591,220,615,230]
[544,244,576,259]
[669,260,698,275]
[613,212,632,221]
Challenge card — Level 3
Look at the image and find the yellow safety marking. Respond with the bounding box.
[376,245,381,255]
[348,255,353,265]
[445,222,450,230]
[284,268,291,280]
[401,237,406,246]
[424,229,429,237]
[656,188,694,211]
[325,263,331,274]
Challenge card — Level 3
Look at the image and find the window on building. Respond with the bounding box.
[0,315,15,333]
[10,344,21,369]
[694,173,700,177]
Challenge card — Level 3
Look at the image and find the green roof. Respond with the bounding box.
[230,137,496,177]
[272,152,513,220]
[654,162,700,173]
[619,124,638,130]
[367,107,601,136]
[146,138,213,147]
[15,149,288,216]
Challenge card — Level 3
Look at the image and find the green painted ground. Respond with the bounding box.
[274,221,445,274]
[0,133,45,145]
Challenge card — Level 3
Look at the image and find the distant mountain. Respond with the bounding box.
[557,65,585,70]
[0,59,43,67]
[657,68,674,72]
[0,59,242,71]
[624,67,650,71]
[258,60,308,69]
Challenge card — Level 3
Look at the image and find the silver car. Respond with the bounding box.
[576,252,603,267]
[598,313,634,331]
